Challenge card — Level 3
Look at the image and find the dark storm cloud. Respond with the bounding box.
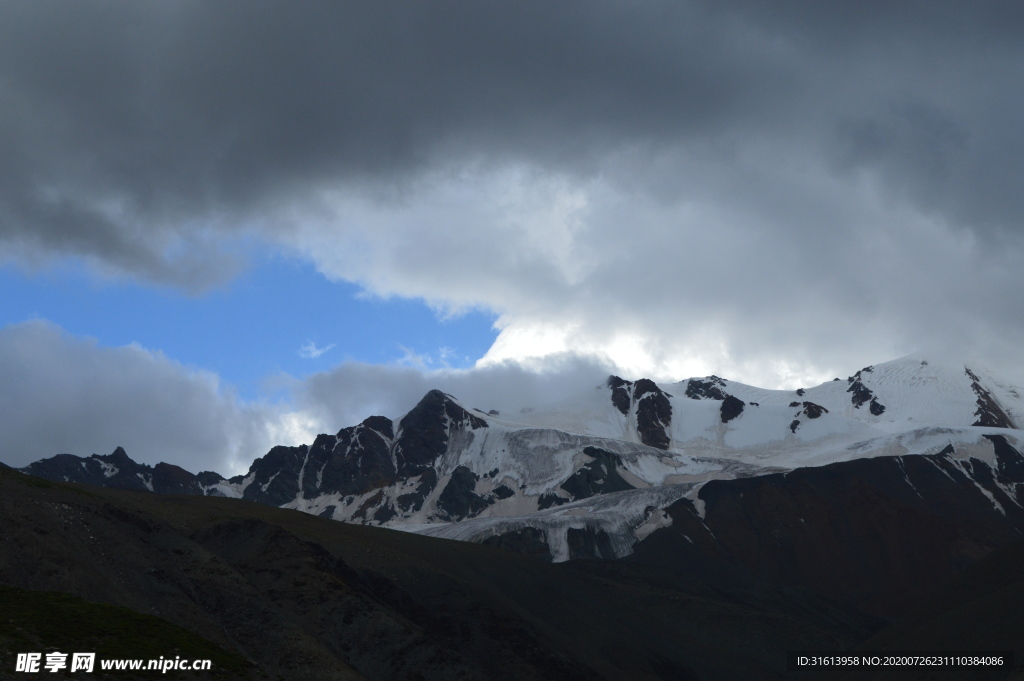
[4,0,1022,283]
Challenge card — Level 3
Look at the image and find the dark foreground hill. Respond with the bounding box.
[0,466,882,681]
[814,535,1024,681]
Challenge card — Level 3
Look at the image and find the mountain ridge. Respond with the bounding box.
[15,355,1024,570]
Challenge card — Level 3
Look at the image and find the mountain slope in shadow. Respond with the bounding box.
[0,467,879,681]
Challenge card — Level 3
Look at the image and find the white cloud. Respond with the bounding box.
[276,150,1024,390]
[299,340,336,359]
[0,320,300,474]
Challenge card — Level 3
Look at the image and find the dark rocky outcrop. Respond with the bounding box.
[801,402,828,419]
[720,395,745,423]
[20,447,203,495]
[362,414,395,439]
[151,462,206,495]
[560,447,635,501]
[241,445,308,506]
[491,484,515,500]
[845,366,887,414]
[847,380,874,408]
[396,469,438,513]
[789,402,829,433]
[966,367,1017,429]
[303,417,397,500]
[217,391,490,517]
[632,379,672,449]
[372,502,397,523]
[684,376,729,401]
[606,375,633,416]
[394,390,486,479]
[436,466,493,521]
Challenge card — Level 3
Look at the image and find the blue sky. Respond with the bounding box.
[1,257,499,401]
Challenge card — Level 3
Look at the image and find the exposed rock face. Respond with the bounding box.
[151,462,207,495]
[396,469,438,513]
[798,402,828,419]
[845,367,887,415]
[492,484,514,499]
[632,379,672,449]
[437,466,493,521]
[966,367,1017,429]
[306,419,397,499]
[789,401,830,432]
[684,376,729,401]
[560,447,635,502]
[720,395,745,423]
[20,447,205,495]
[242,445,308,506]
[225,391,493,513]
[395,390,486,478]
[606,375,633,416]
[846,380,874,408]
[632,435,1024,618]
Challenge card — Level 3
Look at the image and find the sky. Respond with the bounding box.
[2,1,1023,473]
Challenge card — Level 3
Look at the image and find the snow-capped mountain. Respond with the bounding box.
[18,355,1024,567]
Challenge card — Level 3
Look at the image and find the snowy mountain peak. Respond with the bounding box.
[16,354,1024,564]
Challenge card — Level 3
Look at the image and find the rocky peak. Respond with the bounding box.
[685,376,729,401]
[632,379,673,449]
[966,367,1017,429]
[394,389,486,479]
[360,414,395,440]
[606,375,633,416]
[102,446,133,466]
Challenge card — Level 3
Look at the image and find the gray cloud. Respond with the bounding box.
[0,320,295,472]
[5,2,1022,255]
[3,2,1024,384]
[296,353,617,431]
